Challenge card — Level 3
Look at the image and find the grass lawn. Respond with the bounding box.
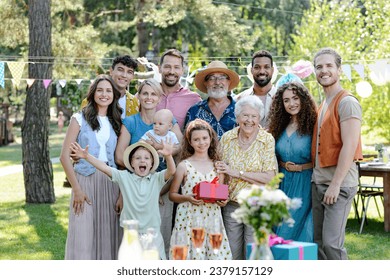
[0,122,64,168]
[0,163,70,260]
[0,123,389,260]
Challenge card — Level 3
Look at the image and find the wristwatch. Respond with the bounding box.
[239,170,244,178]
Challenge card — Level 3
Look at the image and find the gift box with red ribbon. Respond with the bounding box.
[192,177,228,203]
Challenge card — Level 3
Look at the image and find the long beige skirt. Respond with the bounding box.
[65,169,122,260]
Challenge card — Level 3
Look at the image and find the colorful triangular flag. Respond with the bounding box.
[26,79,35,88]
[43,79,52,89]
[353,64,365,79]
[58,79,67,88]
[75,79,83,85]
[0,62,4,88]
[7,61,25,88]
[341,64,352,81]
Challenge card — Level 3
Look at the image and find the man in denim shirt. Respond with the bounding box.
[185,60,239,139]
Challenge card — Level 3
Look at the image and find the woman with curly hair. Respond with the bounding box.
[268,77,317,242]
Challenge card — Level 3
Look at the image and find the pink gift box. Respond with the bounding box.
[193,177,228,203]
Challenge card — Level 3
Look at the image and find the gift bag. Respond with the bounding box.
[192,177,228,203]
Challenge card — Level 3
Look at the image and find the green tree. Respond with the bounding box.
[289,0,390,142]
[138,0,255,58]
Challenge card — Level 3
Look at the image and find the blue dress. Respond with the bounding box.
[274,130,313,242]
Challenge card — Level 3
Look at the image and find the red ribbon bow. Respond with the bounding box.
[192,177,220,203]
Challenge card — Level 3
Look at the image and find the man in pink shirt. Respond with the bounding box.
[156,49,201,130]
[154,49,201,257]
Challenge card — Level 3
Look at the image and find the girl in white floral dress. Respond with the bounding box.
[169,119,232,260]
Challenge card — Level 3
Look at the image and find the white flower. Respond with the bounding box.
[236,188,252,203]
[260,212,271,221]
[231,174,302,243]
[289,198,302,209]
[231,207,248,223]
[285,218,295,227]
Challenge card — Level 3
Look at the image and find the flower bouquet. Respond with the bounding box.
[231,173,301,259]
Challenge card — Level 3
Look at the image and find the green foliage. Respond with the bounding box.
[290,0,390,142]
[0,0,28,49]
[232,174,299,244]
[140,0,255,56]
[0,0,388,139]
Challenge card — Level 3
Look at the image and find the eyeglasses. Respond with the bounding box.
[206,75,229,82]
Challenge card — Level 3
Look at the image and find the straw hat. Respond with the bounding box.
[123,141,160,173]
[194,60,240,93]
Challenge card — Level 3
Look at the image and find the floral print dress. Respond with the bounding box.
[169,160,232,260]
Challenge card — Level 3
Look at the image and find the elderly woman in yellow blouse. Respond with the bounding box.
[216,95,277,260]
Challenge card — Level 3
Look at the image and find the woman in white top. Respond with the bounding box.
[60,74,123,259]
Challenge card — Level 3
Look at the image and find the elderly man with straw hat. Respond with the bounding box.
[184,60,240,139]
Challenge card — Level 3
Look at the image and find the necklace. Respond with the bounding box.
[238,132,257,146]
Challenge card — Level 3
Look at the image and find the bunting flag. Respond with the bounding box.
[0,62,4,88]
[353,64,365,79]
[58,79,67,88]
[341,64,352,81]
[43,79,52,89]
[26,79,35,88]
[368,60,388,86]
[75,79,83,85]
[7,61,25,88]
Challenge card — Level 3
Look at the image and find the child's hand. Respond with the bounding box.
[70,142,89,159]
[159,195,165,205]
[158,137,174,157]
[216,199,229,207]
[187,194,204,206]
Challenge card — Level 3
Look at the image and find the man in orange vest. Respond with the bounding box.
[311,48,362,260]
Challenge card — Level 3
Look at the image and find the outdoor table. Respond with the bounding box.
[359,163,390,232]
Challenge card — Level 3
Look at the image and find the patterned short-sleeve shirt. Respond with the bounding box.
[220,126,277,201]
[185,96,236,139]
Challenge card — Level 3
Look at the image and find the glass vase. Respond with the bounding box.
[249,237,274,260]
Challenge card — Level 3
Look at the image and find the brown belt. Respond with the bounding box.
[279,161,313,172]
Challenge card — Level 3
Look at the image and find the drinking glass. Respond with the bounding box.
[171,231,188,260]
[191,214,205,253]
[208,217,223,255]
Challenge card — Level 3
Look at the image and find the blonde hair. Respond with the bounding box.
[138,78,164,97]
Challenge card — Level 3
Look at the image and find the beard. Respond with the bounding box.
[254,76,272,87]
[162,74,180,87]
[208,88,228,98]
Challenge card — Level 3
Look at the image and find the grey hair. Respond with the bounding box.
[235,95,264,120]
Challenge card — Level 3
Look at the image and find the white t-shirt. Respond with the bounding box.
[73,112,110,162]
[118,95,127,119]
[140,129,179,145]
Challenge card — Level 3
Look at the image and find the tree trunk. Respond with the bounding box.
[137,0,149,57]
[22,0,55,203]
